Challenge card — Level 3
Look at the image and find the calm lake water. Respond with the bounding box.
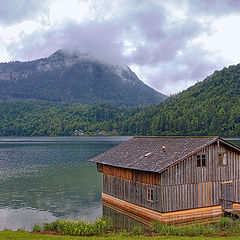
[0,136,130,231]
[0,136,239,231]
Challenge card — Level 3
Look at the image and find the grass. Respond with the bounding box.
[30,217,240,238]
[152,221,216,237]
[2,231,240,240]
[152,217,240,237]
[2,217,240,239]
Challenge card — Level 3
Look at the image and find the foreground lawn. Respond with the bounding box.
[1,231,240,240]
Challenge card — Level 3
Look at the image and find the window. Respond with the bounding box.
[147,188,154,201]
[97,163,103,172]
[197,154,206,167]
[218,153,227,166]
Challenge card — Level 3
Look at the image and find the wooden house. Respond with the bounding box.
[89,136,240,224]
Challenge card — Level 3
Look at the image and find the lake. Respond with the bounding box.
[0,136,239,231]
[0,136,130,231]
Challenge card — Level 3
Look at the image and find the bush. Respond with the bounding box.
[43,221,60,232]
[232,219,240,234]
[39,217,109,236]
[131,226,143,235]
[216,217,234,231]
[32,224,42,233]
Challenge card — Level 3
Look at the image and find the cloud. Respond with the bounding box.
[7,20,128,65]
[129,18,207,66]
[143,44,222,95]
[186,0,240,17]
[8,1,203,66]
[5,0,240,94]
[0,0,50,26]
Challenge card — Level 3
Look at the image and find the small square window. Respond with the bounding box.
[218,153,227,166]
[197,154,206,167]
[147,188,154,201]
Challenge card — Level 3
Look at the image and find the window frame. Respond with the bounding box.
[196,154,206,167]
[147,187,154,202]
[218,152,227,166]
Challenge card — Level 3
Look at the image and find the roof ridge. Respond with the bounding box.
[133,136,219,139]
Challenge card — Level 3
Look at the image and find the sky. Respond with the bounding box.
[1,0,240,95]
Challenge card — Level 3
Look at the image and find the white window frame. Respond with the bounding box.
[147,187,154,202]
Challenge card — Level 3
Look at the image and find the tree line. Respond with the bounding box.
[1,63,240,137]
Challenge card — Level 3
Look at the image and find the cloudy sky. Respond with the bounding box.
[1,0,240,95]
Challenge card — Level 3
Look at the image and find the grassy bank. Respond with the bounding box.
[1,231,240,240]
[2,217,240,239]
[31,217,240,237]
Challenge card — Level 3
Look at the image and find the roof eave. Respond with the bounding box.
[219,137,240,152]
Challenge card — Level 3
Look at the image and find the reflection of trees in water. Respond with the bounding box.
[0,137,126,229]
[0,165,102,218]
[103,205,145,231]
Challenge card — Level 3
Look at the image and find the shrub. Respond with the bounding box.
[40,217,109,236]
[216,217,234,231]
[152,221,175,235]
[131,226,143,235]
[43,221,60,232]
[232,219,240,234]
[32,224,42,232]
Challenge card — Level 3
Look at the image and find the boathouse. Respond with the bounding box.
[89,136,240,224]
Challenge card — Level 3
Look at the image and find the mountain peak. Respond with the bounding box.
[0,50,167,106]
[49,49,91,59]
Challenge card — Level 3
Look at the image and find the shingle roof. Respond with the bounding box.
[89,136,220,173]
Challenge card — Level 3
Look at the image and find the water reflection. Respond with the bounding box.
[0,208,56,231]
[0,136,130,230]
[103,205,145,231]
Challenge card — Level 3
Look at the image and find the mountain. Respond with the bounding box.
[0,50,167,106]
[1,61,239,137]
[121,64,240,136]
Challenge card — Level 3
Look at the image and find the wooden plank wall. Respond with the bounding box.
[102,142,240,213]
[160,143,240,185]
[102,174,227,212]
[102,192,223,225]
[103,173,161,212]
[102,165,160,185]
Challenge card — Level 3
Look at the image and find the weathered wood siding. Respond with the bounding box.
[103,173,162,211]
[103,192,223,225]
[102,142,240,213]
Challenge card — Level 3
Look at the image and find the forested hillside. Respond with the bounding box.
[122,64,240,137]
[0,50,166,106]
[1,64,240,137]
[0,100,144,136]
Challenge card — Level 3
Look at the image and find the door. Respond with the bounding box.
[221,181,233,210]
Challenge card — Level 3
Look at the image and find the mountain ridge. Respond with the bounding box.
[0,50,167,106]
